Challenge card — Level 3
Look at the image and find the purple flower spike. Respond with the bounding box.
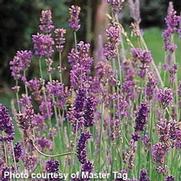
[145,73,157,100]
[165,176,175,181]
[14,142,24,162]
[131,48,152,78]
[104,24,121,60]
[68,89,87,132]
[135,103,149,132]
[10,50,32,80]
[45,160,59,173]
[0,104,14,142]
[107,0,125,12]
[157,88,173,108]
[163,2,180,52]
[77,131,91,164]
[39,10,54,34]
[151,142,168,165]
[32,33,54,58]
[139,169,150,181]
[54,28,66,52]
[69,5,81,31]
[83,96,96,127]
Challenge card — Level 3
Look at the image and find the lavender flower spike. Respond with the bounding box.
[10,50,32,80]
[39,9,54,34]
[32,33,54,58]
[157,88,173,108]
[77,131,91,164]
[107,0,125,12]
[69,5,81,31]
[139,169,150,181]
[54,28,66,52]
[135,103,149,132]
[0,104,14,142]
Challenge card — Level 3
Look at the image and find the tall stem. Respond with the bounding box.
[59,52,63,83]
[15,80,20,113]
[74,31,77,51]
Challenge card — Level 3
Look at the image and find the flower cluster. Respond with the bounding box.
[104,24,121,60]
[107,0,125,12]
[69,5,81,31]
[151,142,168,165]
[39,10,54,34]
[54,28,66,52]
[10,50,32,80]
[32,33,54,58]
[0,104,14,142]
[68,41,93,89]
[139,169,150,181]
[135,103,149,132]
[163,2,180,52]
[131,48,152,78]
[157,88,173,108]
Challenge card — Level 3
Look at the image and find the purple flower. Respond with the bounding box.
[106,24,121,44]
[104,24,121,60]
[0,104,14,142]
[157,88,173,108]
[131,48,152,78]
[131,132,140,142]
[165,176,175,181]
[107,0,125,12]
[14,142,24,162]
[77,131,91,164]
[157,118,170,142]
[39,99,53,119]
[68,41,93,70]
[95,61,116,85]
[145,73,157,100]
[27,78,41,91]
[151,142,168,164]
[68,41,93,89]
[165,2,179,30]
[46,80,64,96]
[54,28,66,52]
[116,95,129,118]
[139,169,150,181]
[39,10,54,34]
[45,160,59,173]
[122,80,136,101]
[163,2,179,52]
[32,113,44,127]
[36,137,53,151]
[10,50,32,80]
[17,105,35,130]
[174,129,181,149]
[24,155,37,171]
[69,5,81,31]
[135,103,149,132]
[32,33,54,58]
[68,89,86,132]
[81,160,93,180]
[83,96,96,127]
[19,94,32,108]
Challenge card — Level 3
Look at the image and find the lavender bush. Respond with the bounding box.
[0,1,181,180]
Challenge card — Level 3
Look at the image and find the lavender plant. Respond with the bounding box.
[0,1,181,181]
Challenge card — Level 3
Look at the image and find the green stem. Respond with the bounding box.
[99,102,104,170]
[74,31,77,51]
[15,80,20,112]
[59,52,63,83]
[23,70,28,96]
